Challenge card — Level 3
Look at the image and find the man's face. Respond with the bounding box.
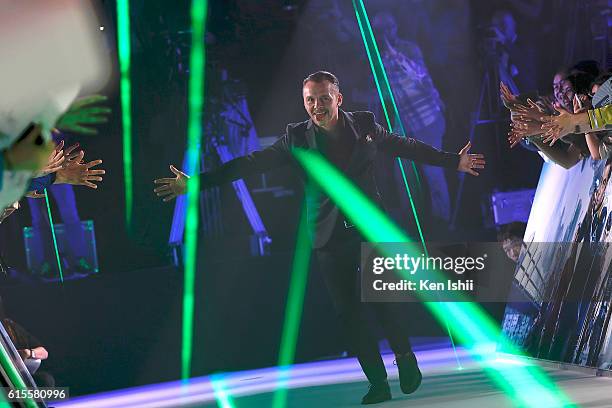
[303,80,343,130]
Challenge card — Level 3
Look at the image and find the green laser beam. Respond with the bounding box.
[352,0,426,254]
[292,148,576,407]
[352,0,461,367]
[210,374,237,408]
[44,189,63,283]
[272,197,314,408]
[182,0,208,380]
[0,331,37,408]
[116,0,133,229]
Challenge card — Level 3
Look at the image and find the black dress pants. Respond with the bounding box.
[315,224,413,384]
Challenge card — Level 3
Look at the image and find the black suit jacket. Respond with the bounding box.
[201,110,459,249]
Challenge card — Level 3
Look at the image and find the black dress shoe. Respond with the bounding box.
[395,352,422,394]
[361,380,392,405]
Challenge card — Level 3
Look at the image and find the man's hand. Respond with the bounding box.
[153,165,189,202]
[457,141,485,176]
[3,125,55,172]
[55,150,105,188]
[55,95,111,135]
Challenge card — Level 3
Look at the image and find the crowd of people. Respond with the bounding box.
[503,60,612,168]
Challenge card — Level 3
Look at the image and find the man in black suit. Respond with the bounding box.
[154,71,485,404]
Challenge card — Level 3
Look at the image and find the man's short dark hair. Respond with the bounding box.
[303,71,340,90]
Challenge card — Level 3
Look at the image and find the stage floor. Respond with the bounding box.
[56,345,612,408]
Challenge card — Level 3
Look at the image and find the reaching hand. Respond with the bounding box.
[3,125,55,172]
[507,116,544,148]
[153,165,189,202]
[507,128,526,148]
[540,105,574,144]
[500,82,519,109]
[55,150,105,188]
[457,141,485,176]
[56,95,111,135]
[512,98,546,122]
[33,142,85,179]
[63,142,82,162]
[35,140,65,177]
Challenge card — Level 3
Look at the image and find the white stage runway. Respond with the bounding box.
[55,342,612,408]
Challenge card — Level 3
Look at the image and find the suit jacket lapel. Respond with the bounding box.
[305,119,317,150]
[343,110,371,175]
[302,111,373,174]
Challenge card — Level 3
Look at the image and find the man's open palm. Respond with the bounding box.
[457,141,485,176]
[153,165,189,202]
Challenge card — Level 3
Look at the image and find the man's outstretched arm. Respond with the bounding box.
[154,134,291,202]
[373,122,485,175]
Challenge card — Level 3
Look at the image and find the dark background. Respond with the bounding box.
[0,0,608,396]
